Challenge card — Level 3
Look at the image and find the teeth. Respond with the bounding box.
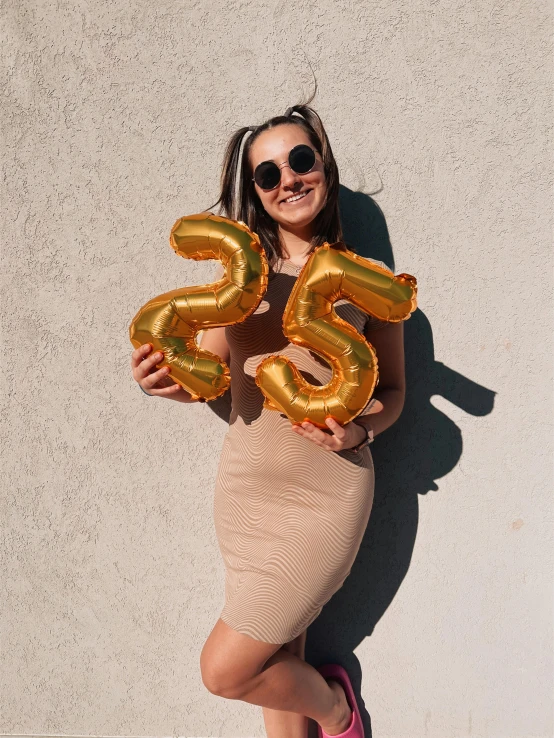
[284,191,308,203]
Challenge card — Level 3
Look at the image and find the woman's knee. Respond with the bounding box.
[200,618,284,697]
[200,641,244,697]
[200,655,232,696]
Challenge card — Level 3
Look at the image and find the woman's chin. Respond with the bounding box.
[277,217,315,232]
[274,206,321,230]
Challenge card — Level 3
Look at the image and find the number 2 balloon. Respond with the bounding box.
[129,213,269,401]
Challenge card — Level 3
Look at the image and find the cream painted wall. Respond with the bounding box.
[2,1,552,737]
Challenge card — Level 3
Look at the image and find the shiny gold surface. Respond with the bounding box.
[255,242,417,427]
[129,213,268,401]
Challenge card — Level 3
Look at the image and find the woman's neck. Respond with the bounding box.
[278,223,314,262]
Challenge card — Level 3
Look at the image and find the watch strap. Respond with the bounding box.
[349,420,374,453]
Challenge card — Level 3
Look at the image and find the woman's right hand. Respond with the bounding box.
[131,343,192,400]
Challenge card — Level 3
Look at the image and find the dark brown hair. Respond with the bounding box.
[207,103,345,266]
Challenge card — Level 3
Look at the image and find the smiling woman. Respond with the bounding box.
[207,103,346,269]
[131,101,406,738]
[249,129,327,243]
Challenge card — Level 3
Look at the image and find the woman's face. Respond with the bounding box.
[249,124,327,235]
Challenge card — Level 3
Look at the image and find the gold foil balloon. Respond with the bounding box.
[129,213,269,401]
[255,242,417,427]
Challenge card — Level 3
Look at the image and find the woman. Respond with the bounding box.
[130,103,406,738]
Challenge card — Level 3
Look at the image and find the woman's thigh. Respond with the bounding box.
[200,617,284,696]
[280,628,307,660]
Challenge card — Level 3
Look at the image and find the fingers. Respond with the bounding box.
[142,364,186,395]
[131,344,188,396]
[324,417,346,439]
[142,364,172,391]
[131,343,173,393]
[131,342,153,369]
[132,346,165,381]
[142,351,165,375]
[291,420,341,451]
[146,381,183,396]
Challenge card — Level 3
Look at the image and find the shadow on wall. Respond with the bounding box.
[304,185,497,737]
[205,184,497,738]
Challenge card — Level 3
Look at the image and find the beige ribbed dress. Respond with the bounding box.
[213,256,389,644]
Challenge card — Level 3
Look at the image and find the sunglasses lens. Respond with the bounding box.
[290,144,316,174]
[253,145,317,189]
[254,161,281,189]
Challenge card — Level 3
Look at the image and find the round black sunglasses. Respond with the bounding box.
[252,144,317,190]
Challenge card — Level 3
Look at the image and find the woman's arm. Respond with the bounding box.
[354,321,406,438]
[198,326,230,364]
[290,320,406,450]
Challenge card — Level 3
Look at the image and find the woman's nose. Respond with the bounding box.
[278,162,300,187]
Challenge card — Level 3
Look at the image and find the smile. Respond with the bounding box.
[281,190,312,205]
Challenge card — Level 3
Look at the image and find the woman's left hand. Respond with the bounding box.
[291,399,382,451]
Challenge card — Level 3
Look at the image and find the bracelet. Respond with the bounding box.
[349,420,374,453]
[139,384,152,396]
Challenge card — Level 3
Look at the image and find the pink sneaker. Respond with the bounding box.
[316,663,364,738]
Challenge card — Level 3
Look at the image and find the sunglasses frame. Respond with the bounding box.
[251,144,318,191]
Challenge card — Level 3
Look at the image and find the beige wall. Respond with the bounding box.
[2,1,552,737]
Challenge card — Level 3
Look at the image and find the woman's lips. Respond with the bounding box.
[280,189,313,205]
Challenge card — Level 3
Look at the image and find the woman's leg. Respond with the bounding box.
[200,618,352,736]
[261,628,309,738]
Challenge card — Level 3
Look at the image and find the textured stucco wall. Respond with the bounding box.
[2,1,552,737]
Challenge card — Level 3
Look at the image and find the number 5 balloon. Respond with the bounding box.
[254,243,417,427]
[129,213,269,401]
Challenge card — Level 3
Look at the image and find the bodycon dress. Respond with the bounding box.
[213,255,389,644]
